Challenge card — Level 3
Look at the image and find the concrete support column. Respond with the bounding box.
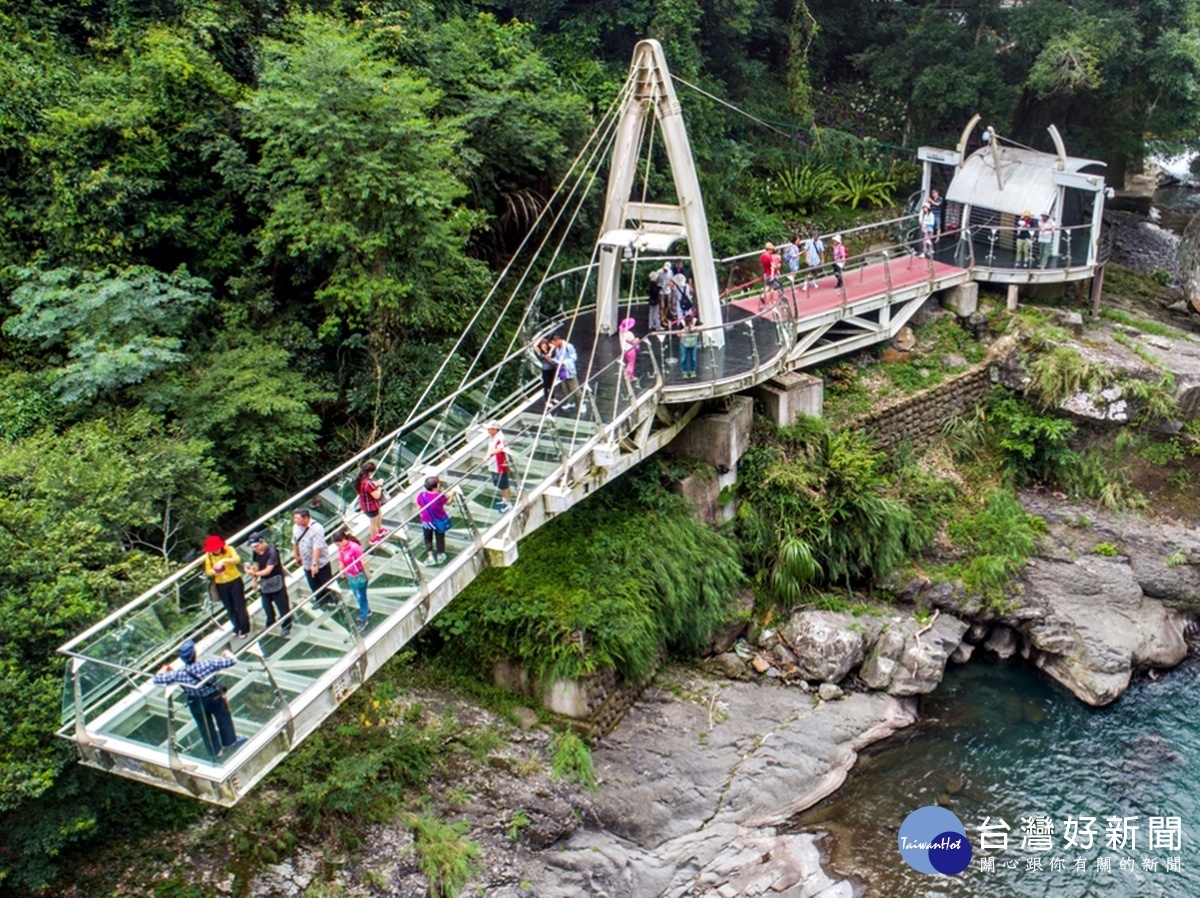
[941,281,979,317]
[1007,283,1020,312]
[751,371,824,427]
[666,395,753,470]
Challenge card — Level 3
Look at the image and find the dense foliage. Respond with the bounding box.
[736,416,952,606]
[434,466,744,682]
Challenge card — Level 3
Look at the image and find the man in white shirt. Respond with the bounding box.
[485,422,512,513]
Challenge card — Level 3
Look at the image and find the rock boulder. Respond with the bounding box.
[780,611,871,683]
[1020,555,1188,706]
[860,615,969,695]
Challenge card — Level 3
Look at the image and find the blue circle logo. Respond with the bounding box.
[897,806,972,875]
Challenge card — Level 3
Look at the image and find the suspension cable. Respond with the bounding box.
[673,75,791,139]
[403,67,637,425]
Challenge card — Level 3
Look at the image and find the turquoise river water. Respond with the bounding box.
[795,657,1200,897]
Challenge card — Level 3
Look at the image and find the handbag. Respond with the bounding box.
[432,514,453,533]
[346,571,368,589]
[260,573,285,594]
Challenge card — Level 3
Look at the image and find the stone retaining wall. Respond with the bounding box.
[843,363,995,452]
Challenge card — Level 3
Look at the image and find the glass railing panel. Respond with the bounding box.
[66,659,140,729]
[76,570,216,666]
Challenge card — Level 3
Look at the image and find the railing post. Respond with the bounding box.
[955,228,972,268]
[247,642,294,748]
[745,321,760,376]
[454,490,480,543]
[646,342,663,388]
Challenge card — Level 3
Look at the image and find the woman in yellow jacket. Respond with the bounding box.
[204,535,251,638]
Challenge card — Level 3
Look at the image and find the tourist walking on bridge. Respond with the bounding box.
[618,318,640,383]
[246,532,291,636]
[153,639,246,760]
[679,317,701,378]
[1038,213,1057,268]
[534,337,557,407]
[802,232,824,289]
[551,333,580,410]
[332,530,370,629]
[355,461,387,545]
[832,234,847,288]
[485,421,513,513]
[782,235,801,281]
[920,204,935,257]
[760,242,781,306]
[203,535,250,639]
[293,508,335,607]
[416,475,456,565]
[928,189,944,239]
[1015,212,1035,268]
[654,263,673,329]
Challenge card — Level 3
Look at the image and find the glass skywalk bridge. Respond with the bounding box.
[55,326,698,803]
[56,218,1032,804]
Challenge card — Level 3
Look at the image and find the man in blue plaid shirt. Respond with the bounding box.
[154,638,246,760]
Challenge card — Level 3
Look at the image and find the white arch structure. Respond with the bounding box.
[594,40,725,346]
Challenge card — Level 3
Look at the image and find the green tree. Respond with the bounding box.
[237,14,483,332]
[3,265,213,404]
[1008,0,1200,175]
[24,25,246,274]
[172,342,331,498]
[385,13,592,262]
[0,409,230,817]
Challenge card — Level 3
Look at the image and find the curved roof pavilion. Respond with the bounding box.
[920,117,1108,286]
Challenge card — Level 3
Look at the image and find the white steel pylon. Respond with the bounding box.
[595,40,725,347]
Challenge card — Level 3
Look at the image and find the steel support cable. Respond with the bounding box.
[403,68,637,426]
[672,75,791,139]
[617,96,658,334]
[473,80,636,415]
[560,77,656,392]
[408,80,633,460]
[455,80,633,419]
[489,92,631,370]
[514,76,663,492]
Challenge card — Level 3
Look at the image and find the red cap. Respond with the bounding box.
[203,535,225,554]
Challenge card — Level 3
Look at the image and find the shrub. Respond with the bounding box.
[736,417,941,603]
[409,814,481,898]
[985,390,1079,485]
[550,731,597,791]
[830,168,895,209]
[434,465,744,682]
[946,489,1046,600]
[1025,346,1109,409]
[757,162,838,216]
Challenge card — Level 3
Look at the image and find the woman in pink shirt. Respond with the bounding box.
[332,530,370,629]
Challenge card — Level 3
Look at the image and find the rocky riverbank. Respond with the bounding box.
[223,670,914,898]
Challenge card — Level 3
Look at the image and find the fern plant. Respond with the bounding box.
[759,162,838,216]
[830,168,896,209]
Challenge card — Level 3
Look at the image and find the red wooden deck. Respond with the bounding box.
[730,256,966,320]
